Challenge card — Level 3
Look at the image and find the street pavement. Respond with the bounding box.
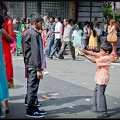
[4,54,120,119]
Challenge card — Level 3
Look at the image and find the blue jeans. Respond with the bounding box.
[45,35,54,57]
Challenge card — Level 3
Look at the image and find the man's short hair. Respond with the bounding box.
[30,12,43,24]
[64,19,68,23]
[50,16,55,20]
[55,16,61,21]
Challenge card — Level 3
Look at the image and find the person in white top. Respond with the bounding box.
[56,19,75,60]
[82,21,90,49]
[54,20,62,40]
[49,16,62,59]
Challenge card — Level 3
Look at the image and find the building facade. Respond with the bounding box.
[6,1,103,25]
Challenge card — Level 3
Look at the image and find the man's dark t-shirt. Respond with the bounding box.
[13,23,19,31]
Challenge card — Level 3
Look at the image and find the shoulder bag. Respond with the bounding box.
[107,30,117,43]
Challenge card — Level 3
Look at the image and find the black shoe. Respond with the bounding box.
[48,56,53,59]
[5,106,9,114]
[97,112,109,118]
[5,109,9,114]
[25,101,41,107]
[59,56,64,59]
[56,54,64,60]
[57,56,64,59]
[72,57,75,60]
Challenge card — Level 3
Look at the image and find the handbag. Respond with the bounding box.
[107,30,117,43]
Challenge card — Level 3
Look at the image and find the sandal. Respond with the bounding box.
[42,94,57,100]
[42,94,48,99]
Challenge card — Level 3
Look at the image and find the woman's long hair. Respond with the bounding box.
[90,23,97,37]
[110,19,119,31]
[0,14,4,29]
[0,2,9,21]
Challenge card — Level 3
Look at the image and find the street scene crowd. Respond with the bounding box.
[0,1,120,119]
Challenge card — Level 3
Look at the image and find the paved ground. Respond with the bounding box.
[4,54,120,119]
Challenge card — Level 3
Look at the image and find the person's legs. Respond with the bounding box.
[46,35,54,57]
[25,95,40,107]
[93,84,98,111]
[84,37,89,50]
[111,42,119,61]
[50,39,61,58]
[68,41,75,59]
[26,68,40,115]
[57,40,62,54]
[97,85,107,112]
[16,46,21,56]
[75,45,79,56]
[57,41,66,58]
[4,100,9,114]
[25,68,47,118]
[0,101,5,118]
[97,85,109,118]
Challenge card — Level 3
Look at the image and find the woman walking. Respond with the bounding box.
[72,22,84,56]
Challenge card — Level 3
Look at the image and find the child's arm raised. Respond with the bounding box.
[84,54,96,63]
[83,49,97,56]
[80,52,96,63]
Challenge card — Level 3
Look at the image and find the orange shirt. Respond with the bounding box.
[94,53,111,85]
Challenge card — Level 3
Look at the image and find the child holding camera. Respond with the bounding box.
[80,41,113,118]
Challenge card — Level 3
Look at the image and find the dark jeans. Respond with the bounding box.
[93,84,107,112]
[83,37,89,50]
[26,68,40,115]
[50,38,61,57]
[45,35,55,57]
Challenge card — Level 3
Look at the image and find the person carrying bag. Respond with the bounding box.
[107,29,117,43]
[107,19,119,61]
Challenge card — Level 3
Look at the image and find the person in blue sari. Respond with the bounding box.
[0,15,9,119]
[73,22,84,56]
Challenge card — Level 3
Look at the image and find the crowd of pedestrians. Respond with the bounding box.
[0,1,120,119]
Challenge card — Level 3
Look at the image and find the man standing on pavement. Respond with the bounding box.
[23,12,47,118]
[49,16,62,59]
[56,19,75,60]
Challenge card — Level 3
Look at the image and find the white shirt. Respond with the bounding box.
[95,27,102,36]
[63,24,72,42]
[54,22,62,39]
[83,26,90,39]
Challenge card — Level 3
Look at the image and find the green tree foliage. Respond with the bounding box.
[103,1,120,22]
[103,2,113,20]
